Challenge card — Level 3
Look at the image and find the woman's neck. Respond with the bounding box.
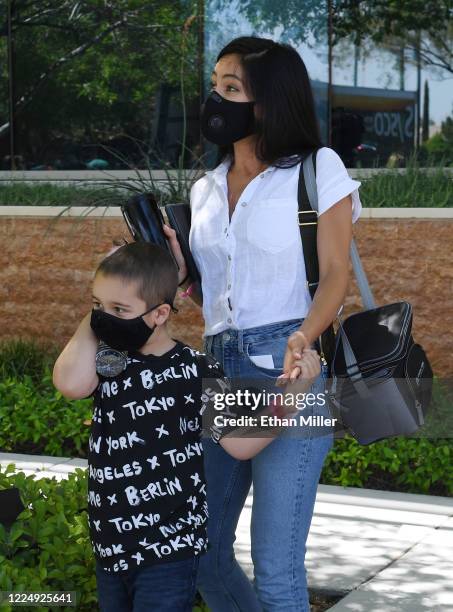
[230,137,269,177]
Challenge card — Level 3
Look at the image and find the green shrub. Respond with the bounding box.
[0,371,92,457]
[0,182,124,208]
[1,365,452,495]
[321,377,453,496]
[0,159,452,209]
[0,464,97,611]
[1,339,451,498]
[358,161,453,207]
[0,339,59,386]
[321,436,453,496]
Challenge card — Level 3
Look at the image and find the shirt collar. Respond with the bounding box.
[205,154,276,183]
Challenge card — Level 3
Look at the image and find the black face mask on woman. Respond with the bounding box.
[90,302,167,351]
[200,91,256,146]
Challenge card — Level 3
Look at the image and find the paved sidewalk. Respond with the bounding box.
[1,452,452,610]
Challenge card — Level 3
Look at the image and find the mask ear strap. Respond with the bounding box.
[142,302,178,316]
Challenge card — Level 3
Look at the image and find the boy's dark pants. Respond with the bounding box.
[95,556,199,612]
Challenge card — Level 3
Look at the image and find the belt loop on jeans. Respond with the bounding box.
[238,329,244,354]
[206,334,213,354]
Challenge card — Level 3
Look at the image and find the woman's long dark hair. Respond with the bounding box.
[214,36,323,168]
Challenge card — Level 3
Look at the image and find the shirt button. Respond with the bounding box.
[227,254,232,261]
[224,227,228,233]
[227,318,232,323]
[260,174,265,179]
[227,284,231,289]
[241,201,247,207]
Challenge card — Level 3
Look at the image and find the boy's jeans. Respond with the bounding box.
[95,555,199,612]
[197,317,334,612]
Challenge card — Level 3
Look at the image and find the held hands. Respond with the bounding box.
[292,348,321,381]
[276,329,315,386]
[266,349,321,418]
[277,330,310,386]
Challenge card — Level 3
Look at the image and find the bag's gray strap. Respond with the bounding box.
[303,152,376,311]
[302,151,319,211]
[304,151,375,402]
[337,323,372,398]
[350,240,376,310]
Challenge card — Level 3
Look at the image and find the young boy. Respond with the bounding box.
[53,241,320,611]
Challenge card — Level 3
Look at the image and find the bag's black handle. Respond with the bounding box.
[297,150,336,369]
[303,152,376,311]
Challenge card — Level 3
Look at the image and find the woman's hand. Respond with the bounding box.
[292,348,321,382]
[276,329,312,386]
[276,348,321,398]
[105,237,130,258]
[271,349,321,414]
[162,223,189,285]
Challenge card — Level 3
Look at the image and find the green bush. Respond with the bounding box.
[1,367,452,496]
[0,464,97,612]
[321,436,453,496]
[0,182,124,208]
[0,157,452,209]
[0,339,58,386]
[358,160,453,207]
[321,376,453,496]
[0,371,92,458]
[1,339,452,498]
[0,337,92,457]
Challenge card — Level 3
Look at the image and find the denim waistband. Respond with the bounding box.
[207,317,306,353]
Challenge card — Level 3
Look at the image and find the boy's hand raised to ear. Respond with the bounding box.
[53,311,100,400]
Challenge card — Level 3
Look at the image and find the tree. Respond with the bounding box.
[422,112,453,164]
[0,1,201,166]
[422,80,430,143]
[226,0,451,48]
[219,0,452,80]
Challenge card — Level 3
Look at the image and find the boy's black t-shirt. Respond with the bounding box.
[87,339,229,574]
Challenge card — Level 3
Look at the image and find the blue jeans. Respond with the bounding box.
[197,318,334,612]
[95,556,199,612]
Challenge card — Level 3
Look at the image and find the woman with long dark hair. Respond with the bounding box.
[164,36,362,611]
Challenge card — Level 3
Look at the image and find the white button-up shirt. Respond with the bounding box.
[189,146,362,337]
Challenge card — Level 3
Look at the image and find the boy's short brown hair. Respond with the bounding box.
[96,242,179,310]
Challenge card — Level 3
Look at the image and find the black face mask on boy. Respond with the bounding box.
[90,302,172,352]
[200,90,256,146]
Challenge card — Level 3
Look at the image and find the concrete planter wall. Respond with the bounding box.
[1,206,452,377]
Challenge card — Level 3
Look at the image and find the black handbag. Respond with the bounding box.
[298,150,434,445]
[164,203,202,288]
[121,192,173,254]
[121,192,202,293]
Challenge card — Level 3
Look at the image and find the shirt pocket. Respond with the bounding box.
[246,198,299,254]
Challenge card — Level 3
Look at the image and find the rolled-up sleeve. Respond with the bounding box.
[198,357,238,444]
[316,147,362,223]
